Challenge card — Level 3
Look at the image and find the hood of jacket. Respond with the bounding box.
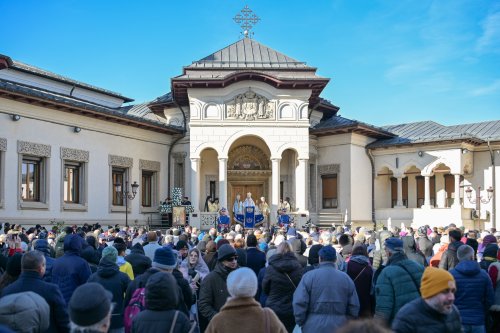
[454,259,481,276]
[402,236,417,253]
[269,252,302,273]
[130,242,145,255]
[63,234,83,255]
[33,239,51,256]
[145,271,179,311]
[97,258,120,278]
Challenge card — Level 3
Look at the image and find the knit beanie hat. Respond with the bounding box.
[308,244,323,265]
[216,238,230,250]
[384,237,404,251]
[318,245,337,262]
[227,267,257,298]
[6,253,22,277]
[176,240,189,251]
[217,244,237,262]
[420,267,455,299]
[101,246,118,263]
[153,247,178,270]
[69,283,112,326]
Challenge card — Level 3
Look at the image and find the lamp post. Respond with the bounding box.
[114,180,139,228]
[465,186,494,227]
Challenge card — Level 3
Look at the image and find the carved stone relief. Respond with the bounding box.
[61,147,89,162]
[17,141,51,157]
[109,155,133,168]
[226,90,275,121]
[0,138,6,152]
[200,212,218,230]
[140,159,160,171]
[172,152,187,163]
[228,145,270,170]
[318,164,340,175]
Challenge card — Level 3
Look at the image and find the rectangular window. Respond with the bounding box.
[174,162,184,190]
[390,177,408,208]
[112,167,126,206]
[22,157,42,201]
[209,181,216,201]
[322,174,338,208]
[416,175,436,208]
[142,171,153,207]
[64,162,81,203]
[280,181,284,200]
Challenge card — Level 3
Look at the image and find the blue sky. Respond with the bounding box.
[1,0,499,126]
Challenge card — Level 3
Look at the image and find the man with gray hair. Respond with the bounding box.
[450,244,494,332]
[68,283,113,333]
[374,237,424,325]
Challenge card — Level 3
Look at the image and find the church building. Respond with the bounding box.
[0,36,498,231]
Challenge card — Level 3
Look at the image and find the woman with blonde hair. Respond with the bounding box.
[263,240,302,332]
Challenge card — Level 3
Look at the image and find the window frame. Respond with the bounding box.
[139,159,160,213]
[321,174,338,209]
[18,154,50,210]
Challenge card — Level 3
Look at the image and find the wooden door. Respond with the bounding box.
[229,184,264,221]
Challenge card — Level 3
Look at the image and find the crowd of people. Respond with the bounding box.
[0,220,499,333]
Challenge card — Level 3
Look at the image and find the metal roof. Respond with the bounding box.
[367,120,495,148]
[311,116,395,138]
[0,54,134,102]
[0,79,182,134]
[187,38,315,70]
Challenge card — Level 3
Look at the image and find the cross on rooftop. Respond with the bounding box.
[233,5,260,38]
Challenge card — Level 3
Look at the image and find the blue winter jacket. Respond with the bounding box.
[51,234,92,304]
[450,260,494,326]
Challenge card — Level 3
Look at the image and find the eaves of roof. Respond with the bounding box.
[0,54,134,102]
[311,116,395,139]
[0,79,182,135]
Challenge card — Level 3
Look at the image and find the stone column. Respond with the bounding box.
[296,158,308,212]
[396,176,404,207]
[423,175,431,208]
[271,158,281,223]
[453,174,461,208]
[218,158,227,211]
[190,158,201,211]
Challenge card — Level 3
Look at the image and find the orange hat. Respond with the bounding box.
[420,267,455,299]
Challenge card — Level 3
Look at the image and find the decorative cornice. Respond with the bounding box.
[109,154,133,168]
[318,164,340,175]
[0,138,6,152]
[61,147,89,162]
[140,159,160,171]
[17,140,51,157]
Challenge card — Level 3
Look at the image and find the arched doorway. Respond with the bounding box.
[227,136,271,220]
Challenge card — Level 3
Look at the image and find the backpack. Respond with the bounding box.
[124,287,146,333]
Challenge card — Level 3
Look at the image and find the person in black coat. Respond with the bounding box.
[246,235,266,276]
[346,245,374,317]
[125,243,152,277]
[81,235,100,273]
[303,244,323,274]
[88,247,130,331]
[131,272,191,333]
[263,242,303,332]
[1,251,69,333]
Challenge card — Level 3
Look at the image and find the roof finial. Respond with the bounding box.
[233,5,260,39]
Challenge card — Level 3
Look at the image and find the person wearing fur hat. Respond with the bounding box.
[374,237,424,325]
[198,244,238,331]
[293,245,359,333]
[206,267,287,333]
[392,267,462,333]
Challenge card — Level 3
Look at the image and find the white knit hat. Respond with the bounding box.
[227,267,257,298]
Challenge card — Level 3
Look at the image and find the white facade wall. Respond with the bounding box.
[0,98,172,225]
